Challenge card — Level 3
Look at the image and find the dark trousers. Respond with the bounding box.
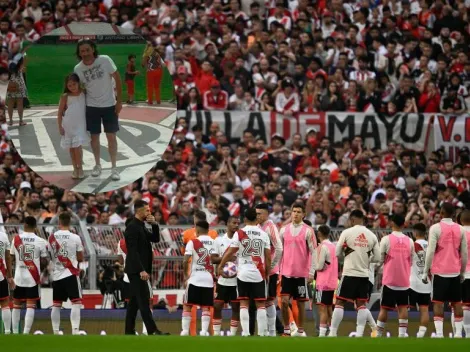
[125,275,157,335]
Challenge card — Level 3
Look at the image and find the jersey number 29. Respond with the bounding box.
[241,239,262,257]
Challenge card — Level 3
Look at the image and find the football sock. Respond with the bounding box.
[213,319,222,335]
[377,320,385,337]
[1,307,11,334]
[12,306,20,334]
[319,324,328,337]
[240,306,250,336]
[181,311,191,334]
[71,303,81,335]
[454,315,463,337]
[257,307,267,336]
[329,306,344,336]
[434,316,444,337]
[463,306,470,337]
[201,311,211,334]
[417,326,427,338]
[356,306,367,337]
[266,303,276,335]
[398,319,408,337]
[366,309,377,329]
[51,306,61,334]
[23,306,35,334]
[230,319,239,336]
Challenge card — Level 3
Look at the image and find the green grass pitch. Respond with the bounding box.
[0,335,468,352]
[24,44,174,105]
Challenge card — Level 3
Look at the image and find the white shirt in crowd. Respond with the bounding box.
[74,55,117,108]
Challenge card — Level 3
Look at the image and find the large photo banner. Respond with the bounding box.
[177,111,433,151]
[433,114,470,161]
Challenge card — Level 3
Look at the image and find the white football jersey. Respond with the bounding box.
[215,233,237,287]
[185,235,217,288]
[230,225,270,283]
[410,239,432,294]
[48,230,84,281]
[10,232,48,287]
[0,231,10,281]
[117,239,129,283]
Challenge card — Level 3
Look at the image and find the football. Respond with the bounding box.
[222,261,237,278]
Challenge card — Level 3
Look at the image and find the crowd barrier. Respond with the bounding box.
[177,110,470,161]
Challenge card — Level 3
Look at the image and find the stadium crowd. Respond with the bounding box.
[0,0,468,112]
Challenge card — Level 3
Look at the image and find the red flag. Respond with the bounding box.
[49,234,80,276]
[14,235,40,284]
[192,239,214,277]
[237,230,266,279]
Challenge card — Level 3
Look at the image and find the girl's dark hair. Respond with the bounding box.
[63,73,80,93]
[76,39,98,60]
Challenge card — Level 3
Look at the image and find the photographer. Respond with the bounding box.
[98,262,127,308]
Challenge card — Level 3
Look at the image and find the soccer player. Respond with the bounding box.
[182,221,219,336]
[376,214,414,338]
[329,210,380,337]
[0,225,14,334]
[460,210,470,337]
[49,212,84,335]
[212,216,240,336]
[279,203,317,337]
[422,203,468,338]
[256,203,283,337]
[218,208,271,337]
[10,216,49,334]
[409,222,432,338]
[315,225,338,337]
[182,211,218,336]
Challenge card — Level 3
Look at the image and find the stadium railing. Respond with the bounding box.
[2,224,413,292]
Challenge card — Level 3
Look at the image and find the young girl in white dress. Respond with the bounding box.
[57,73,90,179]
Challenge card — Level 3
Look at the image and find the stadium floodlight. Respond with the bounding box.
[34,330,44,335]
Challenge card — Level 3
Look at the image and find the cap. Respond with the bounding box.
[177,66,187,75]
[307,128,317,134]
[273,167,283,173]
[20,181,31,189]
[201,143,216,152]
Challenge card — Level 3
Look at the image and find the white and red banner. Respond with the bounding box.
[433,114,470,161]
[177,111,433,152]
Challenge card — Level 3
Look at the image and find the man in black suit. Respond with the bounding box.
[124,200,167,335]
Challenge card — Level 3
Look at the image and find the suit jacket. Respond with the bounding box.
[124,217,160,276]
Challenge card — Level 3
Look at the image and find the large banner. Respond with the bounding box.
[177,111,433,151]
[433,114,470,161]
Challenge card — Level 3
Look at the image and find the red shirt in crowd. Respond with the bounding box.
[203,90,228,110]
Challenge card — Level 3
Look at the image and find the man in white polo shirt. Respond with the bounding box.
[74,39,123,181]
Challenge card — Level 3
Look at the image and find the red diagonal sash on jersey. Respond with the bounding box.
[120,239,128,254]
[237,229,265,279]
[0,257,6,277]
[49,234,80,276]
[14,235,40,284]
[283,95,296,112]
[192,239,214,277]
